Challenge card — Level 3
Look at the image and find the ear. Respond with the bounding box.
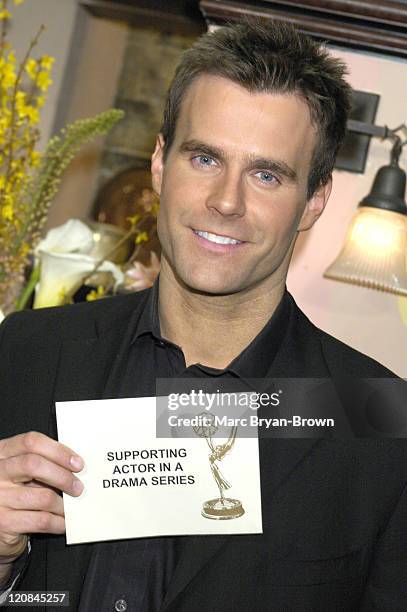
[151,133,165,196]
[298,177,332,232]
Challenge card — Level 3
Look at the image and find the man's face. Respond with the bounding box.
[152,74,330,296]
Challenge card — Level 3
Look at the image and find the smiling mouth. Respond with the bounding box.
[193,230,243,245]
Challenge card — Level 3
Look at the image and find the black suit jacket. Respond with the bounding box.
[1,289,407,611]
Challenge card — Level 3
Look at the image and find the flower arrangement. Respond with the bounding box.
[32,219,124,308]
[20,187,160,311]
[0,0,124,316]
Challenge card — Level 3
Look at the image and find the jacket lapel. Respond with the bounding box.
[160,439,319,611]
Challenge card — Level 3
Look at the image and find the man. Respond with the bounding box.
[1,19,406,611]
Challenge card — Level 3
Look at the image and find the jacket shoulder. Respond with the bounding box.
[315,324,396,378]
[288,294,396,378]
[0,289,149,343]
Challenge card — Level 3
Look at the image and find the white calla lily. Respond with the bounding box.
[35,219,94,256]
[33,219,124,309]
[34,251,124,309]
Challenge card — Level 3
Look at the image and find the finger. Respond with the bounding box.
[0,432,84,472]
[0,485,64,516]
[24,480,49,487]
[2,454,83,497]
[0,508,65,536]
[0,533,28,561]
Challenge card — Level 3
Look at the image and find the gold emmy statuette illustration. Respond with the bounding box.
[193,413,245,520]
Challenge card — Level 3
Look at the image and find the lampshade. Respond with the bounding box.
[324,206,407,295]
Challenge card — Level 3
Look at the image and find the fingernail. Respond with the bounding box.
[70,455,84,470]
[72,479,84,495]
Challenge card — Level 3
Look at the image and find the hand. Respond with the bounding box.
[0,431,84,564]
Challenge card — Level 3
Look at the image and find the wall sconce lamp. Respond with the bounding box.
[324,120,407,296]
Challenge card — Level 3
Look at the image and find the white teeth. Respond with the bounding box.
[195,230,242,245]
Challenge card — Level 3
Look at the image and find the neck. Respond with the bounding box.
[158,260,286,369]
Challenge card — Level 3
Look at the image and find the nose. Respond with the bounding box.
[205,169,245,218]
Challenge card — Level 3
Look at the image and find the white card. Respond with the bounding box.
[56,397,263,544]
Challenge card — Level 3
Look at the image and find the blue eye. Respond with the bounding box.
[197,155,213,165]
[258,171,276,183]
[191,154,217,170]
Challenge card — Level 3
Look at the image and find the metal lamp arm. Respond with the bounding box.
[347,119,407,148]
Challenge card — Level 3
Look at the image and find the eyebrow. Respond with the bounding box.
[178,139,298,183]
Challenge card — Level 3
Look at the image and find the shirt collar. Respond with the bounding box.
[131,278,292,379]
[225,289,291,379]
[131,277,161,342]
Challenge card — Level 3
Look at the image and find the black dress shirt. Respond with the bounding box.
[78,281,291,612]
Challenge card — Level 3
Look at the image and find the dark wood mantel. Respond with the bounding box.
[80,0,206,35]
[81,0,407,58]
[200,0,407,58]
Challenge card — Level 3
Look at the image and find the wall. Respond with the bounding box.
[47,17,195,229]
[45,12,128,228]
[287,45,407,376]
[97,24,196,190]
[7,0,129,229]
[7,0,78,148]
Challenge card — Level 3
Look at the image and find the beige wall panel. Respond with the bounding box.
[46,14,128,228]
[8,0,78,147]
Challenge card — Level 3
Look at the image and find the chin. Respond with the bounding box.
[179,268,246,296]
